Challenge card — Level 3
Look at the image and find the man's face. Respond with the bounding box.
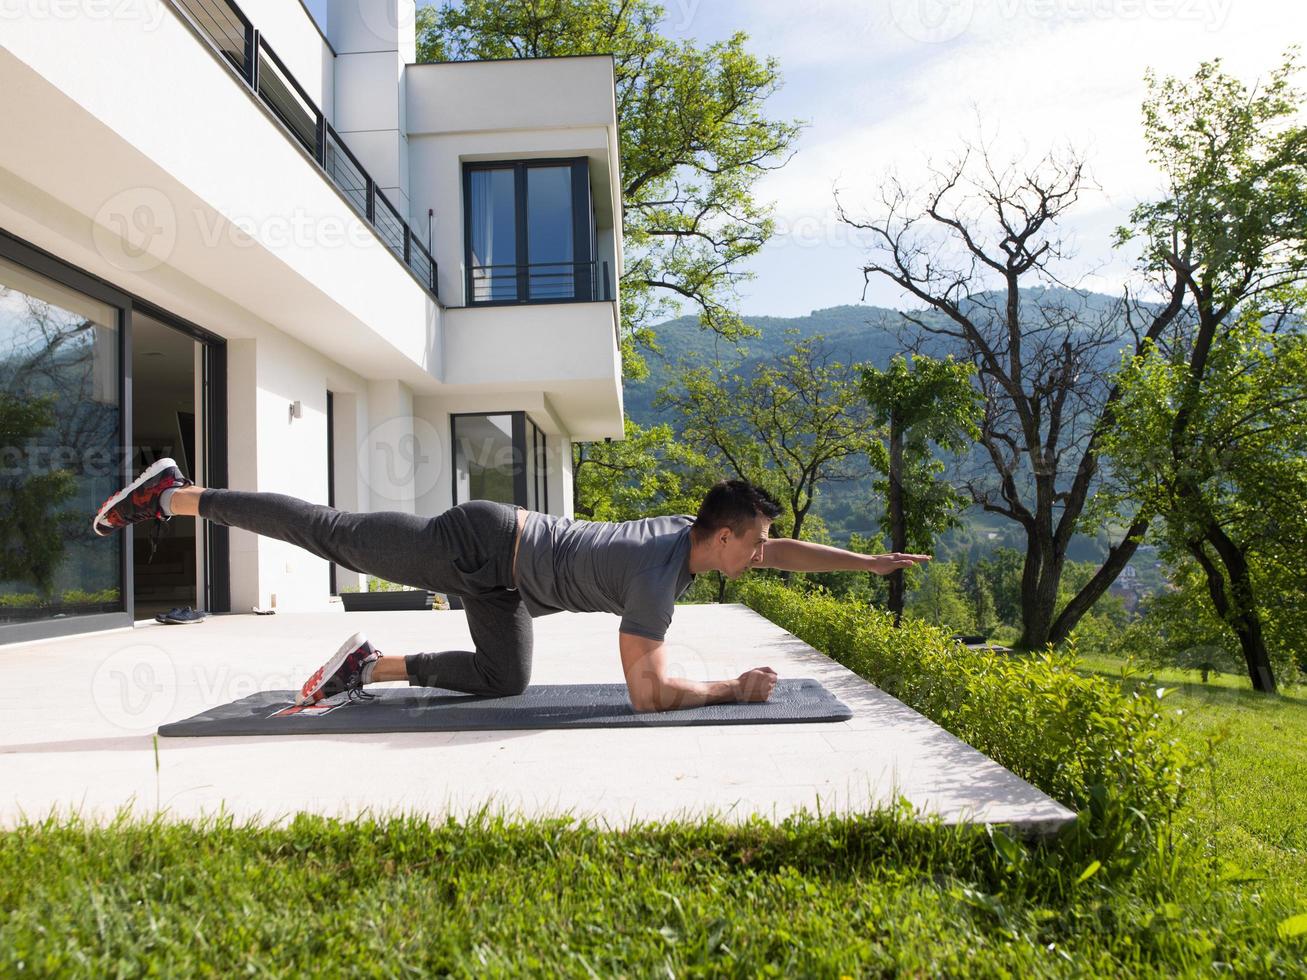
[720,516,771,579]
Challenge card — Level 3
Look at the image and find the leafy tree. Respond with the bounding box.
[859,353,982,625]
[972,574,999,638]
[654,330,877,545]
[964,546,1024,629]
[834,128,1179,652]
[0,392,77,596]
[416,0,805,378]
[905,560,972,632]
[1099,311,1307,692]
[1095,48,1307,692]
[571,416,714,522]
[1115,560,1250,683]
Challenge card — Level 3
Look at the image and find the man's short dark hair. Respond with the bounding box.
[690,479,782,542]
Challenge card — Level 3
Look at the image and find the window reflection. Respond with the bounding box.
[451,412,548,512]
[468,168,518,302]
[452,413,516,504]
[526,166,574,300]
[0,255,122,623]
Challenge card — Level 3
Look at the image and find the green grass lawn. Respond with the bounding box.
[2,656,1305,976]
[1074,652,1307,935]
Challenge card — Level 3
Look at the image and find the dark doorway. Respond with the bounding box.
[130,312,200,620]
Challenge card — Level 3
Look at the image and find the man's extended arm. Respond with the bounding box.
[757,538,931,574]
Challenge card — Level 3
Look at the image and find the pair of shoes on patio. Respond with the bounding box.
[155,606,207,625]
[295,631,382,706]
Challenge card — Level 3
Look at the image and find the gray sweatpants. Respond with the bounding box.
[197,489,532,697]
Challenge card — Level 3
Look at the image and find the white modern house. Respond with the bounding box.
[0,0,625,642]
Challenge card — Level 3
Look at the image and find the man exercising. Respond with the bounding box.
[93,459,929,713]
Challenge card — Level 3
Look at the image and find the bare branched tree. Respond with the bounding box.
[835,131,1185,650]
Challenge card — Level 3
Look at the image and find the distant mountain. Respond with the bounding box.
[626,286,1134,423]
[623,286,1158,560]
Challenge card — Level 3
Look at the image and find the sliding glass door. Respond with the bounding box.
[0,253,124,632]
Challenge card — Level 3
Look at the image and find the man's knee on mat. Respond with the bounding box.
[490,666,531,697]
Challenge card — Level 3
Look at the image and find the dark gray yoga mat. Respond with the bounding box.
[156,678,852,736]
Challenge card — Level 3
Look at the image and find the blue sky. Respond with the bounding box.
[307,0,1303,317]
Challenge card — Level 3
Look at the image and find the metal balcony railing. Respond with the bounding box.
[168,0,438,298]
[468,260,613,304]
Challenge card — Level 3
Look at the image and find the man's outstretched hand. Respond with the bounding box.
[736,666,778,703]
[867,552,932,575]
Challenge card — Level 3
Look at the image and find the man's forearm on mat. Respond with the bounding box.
[648,676,741,711]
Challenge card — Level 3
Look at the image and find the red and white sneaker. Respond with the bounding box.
[92,457,193,537]
[296,631,382,706]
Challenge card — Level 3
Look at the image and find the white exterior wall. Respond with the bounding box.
[227,333,430,612]
[0,4,619,621]
[405,55,624,441]
[0,4,441,384]
[325,0,416,221]
[412,393,572,517]
[405,55,624,301]
[235,0,337,120]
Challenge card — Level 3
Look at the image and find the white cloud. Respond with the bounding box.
[706,0,1305,314]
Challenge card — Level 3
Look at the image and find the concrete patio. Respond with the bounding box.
[1,603,1075,835]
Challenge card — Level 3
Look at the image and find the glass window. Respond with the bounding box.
[452,413,517,504]
[465,159,593,305]
[525,418,538,511]
[529,420,548,513]
[527,166,574,300]
[468,168,517,302]
[0,254,122,624]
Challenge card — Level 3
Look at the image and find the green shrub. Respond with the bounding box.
[737,579,1197,872]
[0,592,42,608]
[60,587,120,605]
[1,588,120,608]
[340,576,421,594]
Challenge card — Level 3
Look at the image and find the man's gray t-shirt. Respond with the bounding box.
[513,511,698,642]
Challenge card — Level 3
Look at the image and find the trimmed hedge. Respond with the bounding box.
[738,580,1196,862]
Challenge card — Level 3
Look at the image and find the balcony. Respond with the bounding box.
[468,259,613,305]
[169,0,438,297]
[405,56,623,318]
